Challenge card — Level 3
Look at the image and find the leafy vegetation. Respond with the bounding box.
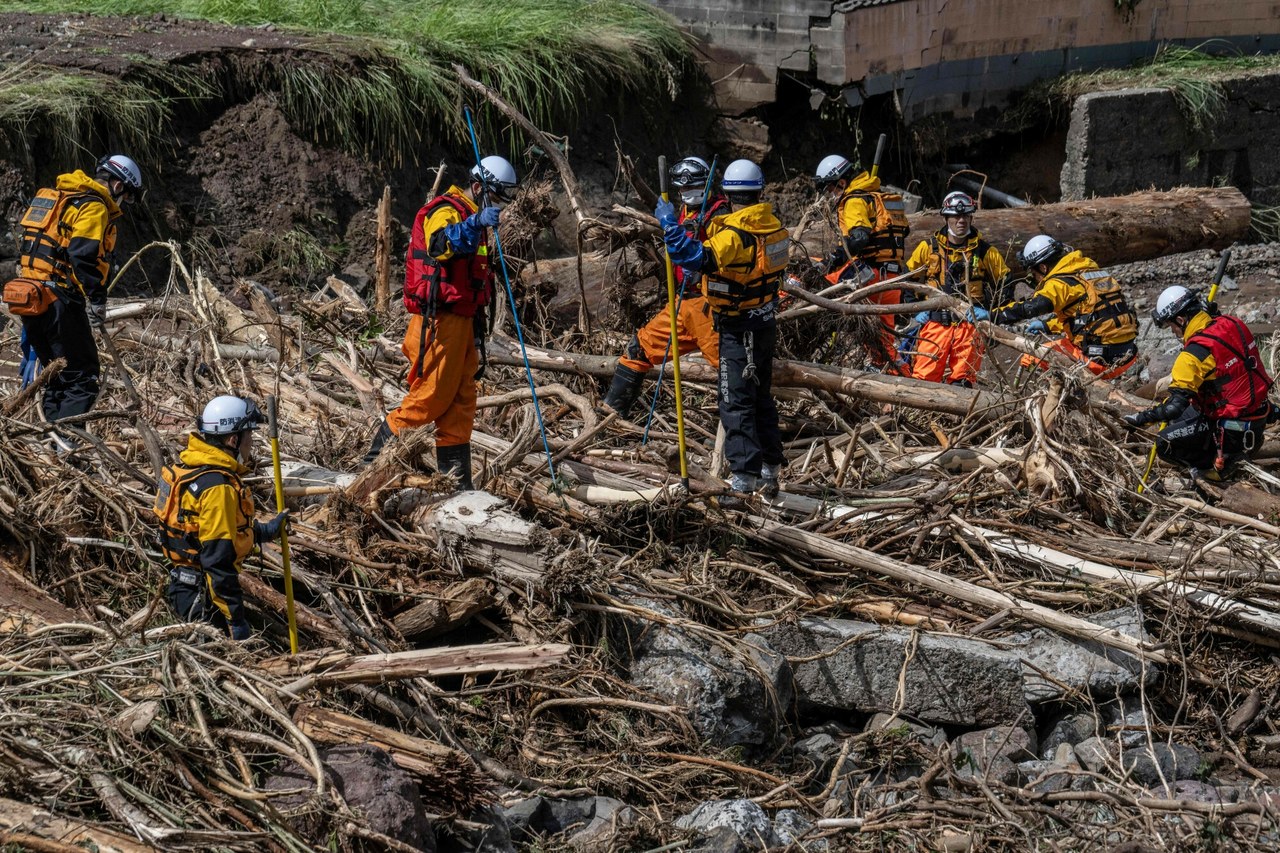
[6,0,695,159]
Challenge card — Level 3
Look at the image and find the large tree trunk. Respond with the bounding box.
[905,186,1249,267]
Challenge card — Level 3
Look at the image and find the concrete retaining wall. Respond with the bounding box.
[1060,73,1280,207]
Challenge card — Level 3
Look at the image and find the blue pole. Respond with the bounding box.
[463,106,558,486]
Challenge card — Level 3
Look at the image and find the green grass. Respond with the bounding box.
[1007,42,1280,133]
[7,0,695,158]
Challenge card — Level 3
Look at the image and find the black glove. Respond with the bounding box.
[1122,411,1151,429]
[254,510,289,542]
[820,247,847,274]
[87,298,107,327]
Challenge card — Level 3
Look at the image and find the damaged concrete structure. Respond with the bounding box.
[648,0,1280,119]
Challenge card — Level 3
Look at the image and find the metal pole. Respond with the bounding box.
[266,395,298,654]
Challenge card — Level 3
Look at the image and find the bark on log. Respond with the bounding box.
[0,797,152,853]
[904,187,1249,267]
[393,578,497,640]
[293,706,470,776]
[260,641,572,691]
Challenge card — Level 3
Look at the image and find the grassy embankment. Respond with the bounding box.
[0,0,694,164]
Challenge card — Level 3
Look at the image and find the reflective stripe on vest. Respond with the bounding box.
[1060,269,1137,346]
[704,225,790,316]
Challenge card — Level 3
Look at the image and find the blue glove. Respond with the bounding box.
[913,311,930,325]
[654,198,678,228]
[662,220,705,269]
[229,620,252,642]
[1025,319,1048,335]
[966,306,990,323]
[476,206,501,229]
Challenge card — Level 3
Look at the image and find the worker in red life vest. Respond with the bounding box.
[602,156,728,416]
[991,234,1139,379]
[363,156,517,490]
[1124,286,1276,479]
[9,155,141,430]
[813,153,911,373]
[904,191,1011,387]
[155,396,287,641]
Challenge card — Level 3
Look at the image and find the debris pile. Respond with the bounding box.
[4,220,1280,852]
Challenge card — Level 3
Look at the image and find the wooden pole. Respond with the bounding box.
[373,184,392,317]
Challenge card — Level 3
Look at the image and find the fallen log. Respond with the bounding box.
[0,797,152,853]
[902,186,1249,267]
[259,641,572,691]
[393,578,497,640]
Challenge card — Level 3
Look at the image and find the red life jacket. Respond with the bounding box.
[675,196,731,294]
[403,194,492,318]
[1188,315,1274,419]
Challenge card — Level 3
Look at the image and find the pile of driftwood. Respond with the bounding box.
[2,198,1280,851]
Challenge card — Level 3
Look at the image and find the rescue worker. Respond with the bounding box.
[904,191,1011,386]
[1124,286,1276,479]
[656,159,789,496]
[813,153,911,372]
[602,156,728,416]
[991,234,1139,379]
[154,396,288,640]
[10,155,141,426]
[363,155,517,489]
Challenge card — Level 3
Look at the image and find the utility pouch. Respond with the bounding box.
[2,278,57,317]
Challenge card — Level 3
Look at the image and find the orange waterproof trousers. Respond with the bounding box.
[909,320,983,385]
[386,311,478,447]
[1018,337,1137,380]
[826,262,902,372]
[618,295,720,373]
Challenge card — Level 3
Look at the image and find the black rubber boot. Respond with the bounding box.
[437,443,474,491]
[361,419,393,464]
[602,364,648,417]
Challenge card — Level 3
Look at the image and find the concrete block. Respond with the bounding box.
[1007,606,1157,703]
[762,618,1031,727]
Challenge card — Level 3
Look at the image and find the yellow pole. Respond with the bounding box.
[869,133,887,179]
[658,155,690,488]
[266,395,299,654]
[1137,249,1232,494]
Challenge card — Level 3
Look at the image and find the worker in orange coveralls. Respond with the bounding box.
[362,155,519,490]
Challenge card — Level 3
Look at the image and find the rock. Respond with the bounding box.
[763,618,1030,727]
[953,725,1038,763]
[1007,606,1155,703]
[627,600,791,751]
[792,734,863,789]
[500,796,636,849]
[455,805,516,853]
[1018,760,1073,794]
[262,744,434,851]
[953,726,1038,785]
[1121,743,1202,786]
[1106,700,1157,748]
[1040,711,1103,760]
[773,809,825,850]
[675,799,778,850]
[692,826,753,853]
[865,712,948,750]
[1169,780,1225,804]
[1074,737,1114,773]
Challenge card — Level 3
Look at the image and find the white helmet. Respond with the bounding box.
[470,155,518,201]
[814,154,853,188]
[670,156,711,188]
[97,154,143,202]
[1017,234,1065,269]
[722,159,764,194]
[198,395,263,435]
[940,191,977,217]
[1153,285,1203,326]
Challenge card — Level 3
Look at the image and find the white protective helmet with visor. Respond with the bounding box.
[813,154,854,190]
[198,395,264,436]
[470,155,519,203]
[670,156,711,206]
[722,159,765,195]
[1017,234,1066,270]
